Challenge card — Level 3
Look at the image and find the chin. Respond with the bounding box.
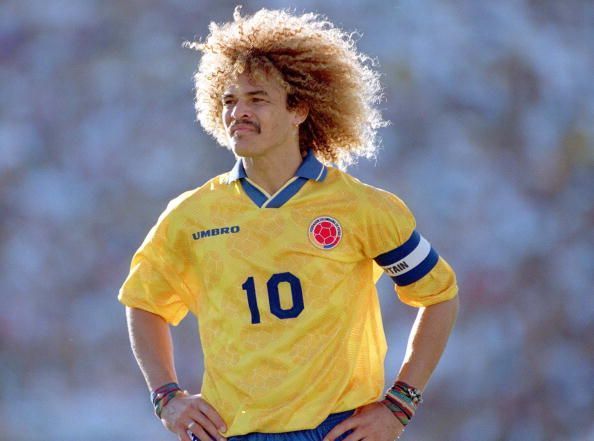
[230,140,265,158]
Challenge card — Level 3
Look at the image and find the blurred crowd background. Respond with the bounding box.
[1,0,593,440]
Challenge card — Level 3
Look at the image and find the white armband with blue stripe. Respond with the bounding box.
[374,230,439,286]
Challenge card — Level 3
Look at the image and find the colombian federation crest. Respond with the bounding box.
[308,216,342,250]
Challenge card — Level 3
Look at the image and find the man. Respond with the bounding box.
[119,7,458,441]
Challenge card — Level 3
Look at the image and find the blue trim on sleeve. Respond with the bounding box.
[374,231,421,266]
[391,248,439,286]
[266,177,309,208]
[240,179,267,207]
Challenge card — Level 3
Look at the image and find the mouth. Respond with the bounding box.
[230,122,260,136]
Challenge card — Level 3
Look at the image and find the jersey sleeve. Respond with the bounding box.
[118,201,193,326]
[364,190,458,307]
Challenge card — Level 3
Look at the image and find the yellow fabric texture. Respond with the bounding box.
[118,167,458,436]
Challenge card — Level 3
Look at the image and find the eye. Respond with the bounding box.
[222,97,236,106]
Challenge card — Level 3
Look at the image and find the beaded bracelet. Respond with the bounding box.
[380,381,423,427]
[151,382,183,418]
[391,381,423,406]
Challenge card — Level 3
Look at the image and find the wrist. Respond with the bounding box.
[151,382,184,418]
[381,381,423,427]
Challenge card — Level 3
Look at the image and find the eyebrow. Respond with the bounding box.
[222,90,270,99]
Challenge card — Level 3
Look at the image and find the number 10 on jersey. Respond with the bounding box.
[241,272,304,324]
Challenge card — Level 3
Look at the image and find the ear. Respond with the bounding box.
[292,102,309,126]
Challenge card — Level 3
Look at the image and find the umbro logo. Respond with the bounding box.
[192,225,240,240]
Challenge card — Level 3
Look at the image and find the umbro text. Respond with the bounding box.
[192,226,240,240]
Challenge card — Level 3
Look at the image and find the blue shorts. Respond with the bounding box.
[191,410,355,441]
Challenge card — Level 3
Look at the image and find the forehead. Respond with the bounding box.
[223,72,285,97]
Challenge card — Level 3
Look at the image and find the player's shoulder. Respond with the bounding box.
[160,172,232,218]
[326,167,408,209]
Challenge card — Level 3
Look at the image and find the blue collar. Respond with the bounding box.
[227,149,327,183]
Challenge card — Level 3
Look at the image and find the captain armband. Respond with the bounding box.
[374,230,439,286]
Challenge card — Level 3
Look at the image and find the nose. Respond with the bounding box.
[230,100,251,120]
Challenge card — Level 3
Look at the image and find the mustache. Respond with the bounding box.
[230,119,261,134]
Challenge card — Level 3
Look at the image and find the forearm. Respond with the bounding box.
[395,296,459,391]
[126,306,178,391]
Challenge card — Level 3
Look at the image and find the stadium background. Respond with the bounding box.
[1,0,593,440]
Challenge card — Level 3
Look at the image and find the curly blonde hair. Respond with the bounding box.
[184,7,387,167]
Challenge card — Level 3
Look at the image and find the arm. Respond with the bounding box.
[396,295,459,390]
[126,306,178,390]
[126,307,227,441]
[324,296,459,441]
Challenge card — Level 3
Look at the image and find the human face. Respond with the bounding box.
[222,73,304,159]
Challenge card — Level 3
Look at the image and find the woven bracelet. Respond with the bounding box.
[381,397,411,426]
[155,389,183,418]
[151,382,181,405]
[151,382,183,418]
[381,381,423,427]
[391,381,423,406]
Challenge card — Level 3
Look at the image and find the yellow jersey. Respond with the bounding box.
[118,150,457,436]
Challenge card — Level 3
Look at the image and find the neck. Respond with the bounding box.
[242,145,304,195]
